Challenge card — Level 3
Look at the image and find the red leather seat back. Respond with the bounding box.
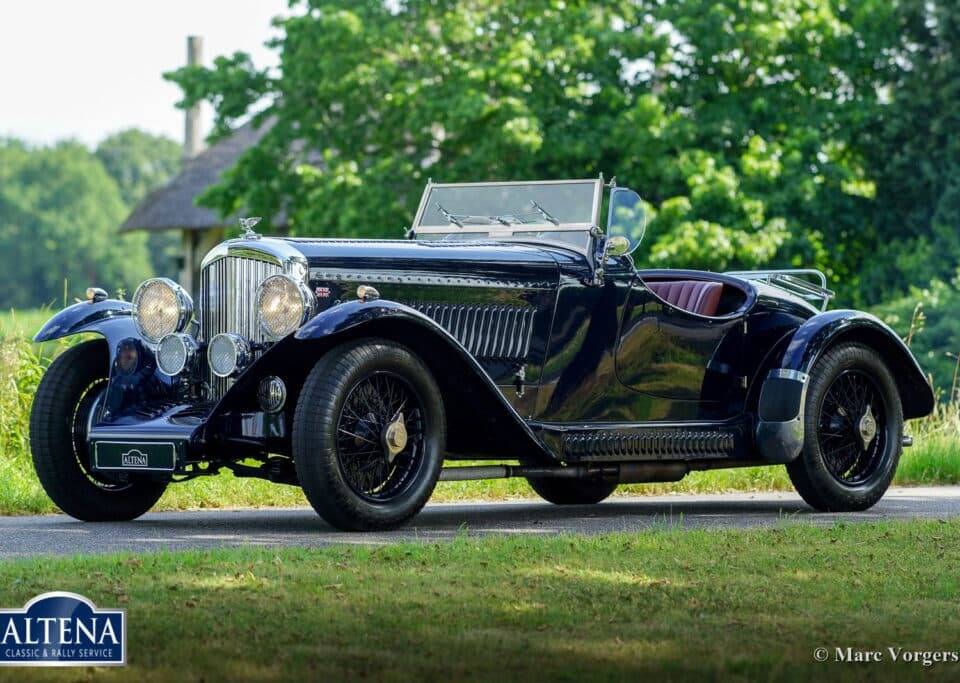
[646,280,723,317]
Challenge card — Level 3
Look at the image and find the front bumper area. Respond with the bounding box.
[87,403,287,477]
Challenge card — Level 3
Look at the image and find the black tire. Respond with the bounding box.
[29,340,167,521]
[293,339,445,531]
[787,343,903,512]
[526,477,618,505]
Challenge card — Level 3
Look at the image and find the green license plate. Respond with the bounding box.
[93,441,177,472]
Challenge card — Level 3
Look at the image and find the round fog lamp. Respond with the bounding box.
[156,333,198,376]
[258,376,287,413]
[207,333,250,378]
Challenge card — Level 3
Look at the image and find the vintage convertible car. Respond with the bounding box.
[30,178,935,530]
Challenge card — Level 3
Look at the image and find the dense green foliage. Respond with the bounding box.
[0,130,180,309]
[95,129,181,206]
[0,139,151,308]
[861,1,960,302]
[95,129,183,278]
[166,0,959,307]
[875,271,960,399]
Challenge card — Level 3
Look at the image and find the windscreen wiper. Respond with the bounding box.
[529,200,559,225]
[435,202,464,227]
[436,203,516,227]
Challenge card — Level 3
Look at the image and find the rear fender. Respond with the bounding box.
[754,310,935,464]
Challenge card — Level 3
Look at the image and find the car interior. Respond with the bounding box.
[641,275,751,318]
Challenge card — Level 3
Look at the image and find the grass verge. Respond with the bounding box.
[0,520,958,681]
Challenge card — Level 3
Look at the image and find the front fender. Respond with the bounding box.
[294,298,430,341]
[754,309,935,464]
[261,299,553,461]
[34,299,138,366]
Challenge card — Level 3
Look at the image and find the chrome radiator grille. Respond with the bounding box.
[201,255,282,399]
[405,303,535,361]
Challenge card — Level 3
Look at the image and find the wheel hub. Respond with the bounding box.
[858,404,877,450]
[382,413,408,462]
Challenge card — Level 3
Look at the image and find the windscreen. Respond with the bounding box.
[416,180,598,228]
[413,180,599,252]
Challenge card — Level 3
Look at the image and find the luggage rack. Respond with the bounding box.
[726,269,834,311]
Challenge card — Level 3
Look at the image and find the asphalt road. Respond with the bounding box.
[2,486,958,558]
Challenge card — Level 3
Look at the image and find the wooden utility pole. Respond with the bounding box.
[183,36,204,159]
[181,35,204,294]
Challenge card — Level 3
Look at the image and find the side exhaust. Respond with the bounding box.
[438,462,689,485]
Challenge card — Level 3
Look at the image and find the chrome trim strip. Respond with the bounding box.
[309,269,553,290]
[413,222,595,235]
[767,368,809,383]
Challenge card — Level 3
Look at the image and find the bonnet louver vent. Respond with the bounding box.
[404,303,535,362]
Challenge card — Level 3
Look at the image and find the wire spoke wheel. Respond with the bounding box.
[70,378,131,492]
[335,371,425,502]
[816,369,887,486]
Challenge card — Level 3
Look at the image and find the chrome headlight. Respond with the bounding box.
[256,274,314,339]
[156,333,199,376]
[132,278,193,343]
[207,333,250,378]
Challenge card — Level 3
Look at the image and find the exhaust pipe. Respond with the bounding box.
[438,462,689,484]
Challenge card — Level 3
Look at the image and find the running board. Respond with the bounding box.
[529,423,745,462]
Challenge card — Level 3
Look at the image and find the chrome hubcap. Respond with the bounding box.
[383,413,407,462]
[858,405,877,451]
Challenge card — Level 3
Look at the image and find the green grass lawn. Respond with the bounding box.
[0,520,957,681]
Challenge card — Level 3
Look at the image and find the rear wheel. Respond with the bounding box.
[787,343,903,512]
[293,339,445,531]
[526,477,617,505]
[29,340,167,521]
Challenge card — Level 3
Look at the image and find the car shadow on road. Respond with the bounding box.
[121,497,825,535]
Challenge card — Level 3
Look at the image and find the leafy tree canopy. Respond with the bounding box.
[0,140,152,308]
[95,129,181,206]
[166,0,955,306]
[95,129,183,279]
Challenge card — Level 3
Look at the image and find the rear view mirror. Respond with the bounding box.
[606,188,645,255]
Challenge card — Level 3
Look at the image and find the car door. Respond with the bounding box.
[615,275,746,408]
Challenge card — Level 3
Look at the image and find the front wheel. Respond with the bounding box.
[29,340,167,521]
[787,343,903,512]
[293,339,446,531]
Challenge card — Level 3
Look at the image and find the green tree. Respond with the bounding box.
[95,129,181,206]
[96,129,182,279]
[858,0,960,303]
[164,0,916,302]
[0,140,152,309]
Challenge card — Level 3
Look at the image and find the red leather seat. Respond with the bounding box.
[646,280,723,317]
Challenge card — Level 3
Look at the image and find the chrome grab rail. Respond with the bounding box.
[726,269,834,311]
